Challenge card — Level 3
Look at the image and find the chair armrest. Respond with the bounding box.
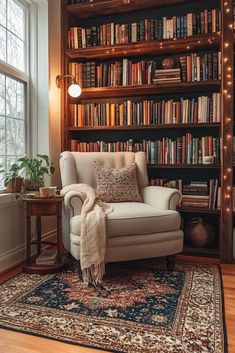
[62,190,83,216]
[141,186,182,211]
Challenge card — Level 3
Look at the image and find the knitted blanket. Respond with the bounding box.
[61,184,113,285]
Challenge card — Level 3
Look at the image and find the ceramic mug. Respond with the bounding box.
[39,186,57,198]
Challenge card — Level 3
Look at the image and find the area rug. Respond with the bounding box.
[0,259,227,353]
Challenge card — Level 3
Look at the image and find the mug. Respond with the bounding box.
[39,186,57,198]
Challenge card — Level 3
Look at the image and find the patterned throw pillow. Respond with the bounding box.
[94,163,142,203]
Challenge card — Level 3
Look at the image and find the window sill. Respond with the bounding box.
[0,193,18,208]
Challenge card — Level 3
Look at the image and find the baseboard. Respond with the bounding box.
[0,230,57,275]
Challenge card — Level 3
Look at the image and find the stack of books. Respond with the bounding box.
[181,180,218,209]
[36,249,57,265]
[153,68,181,84]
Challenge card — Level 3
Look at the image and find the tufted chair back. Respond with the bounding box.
[60,151,149,189]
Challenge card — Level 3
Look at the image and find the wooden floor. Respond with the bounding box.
[0,256,234,353]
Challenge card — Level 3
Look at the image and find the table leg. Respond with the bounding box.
[57,203,62,262]
[36,216,41,256]
[26,214,31,262]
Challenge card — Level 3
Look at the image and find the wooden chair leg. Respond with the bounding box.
[166,255,176,271]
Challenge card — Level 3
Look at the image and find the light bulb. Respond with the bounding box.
[68,83,82,98]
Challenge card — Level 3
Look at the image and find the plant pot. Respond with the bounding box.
[185,217,215,248]
[6,177,23,193]
[23,179,44,191]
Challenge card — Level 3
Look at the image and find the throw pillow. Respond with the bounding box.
[94,163,142,203]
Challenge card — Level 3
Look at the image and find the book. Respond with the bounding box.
[36,250,57,265]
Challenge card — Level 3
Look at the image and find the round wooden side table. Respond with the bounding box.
[22,195,65,274]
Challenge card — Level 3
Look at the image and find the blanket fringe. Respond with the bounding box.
[82,262,105,286]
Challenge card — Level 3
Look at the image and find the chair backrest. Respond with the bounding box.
[60,151,149,188]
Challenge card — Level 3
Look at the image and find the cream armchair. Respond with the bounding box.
[60,151,183,270]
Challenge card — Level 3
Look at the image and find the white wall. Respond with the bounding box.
[48,0,62,187]
[0,0,61,273]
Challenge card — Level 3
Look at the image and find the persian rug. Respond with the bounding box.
[0,260,227,353]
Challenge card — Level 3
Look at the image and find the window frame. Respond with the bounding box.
[0,0,30,193]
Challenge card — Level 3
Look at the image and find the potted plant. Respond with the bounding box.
[0,163,23,193]
[18,154,55,191]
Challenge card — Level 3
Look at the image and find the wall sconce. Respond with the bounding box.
[56,74,82,98]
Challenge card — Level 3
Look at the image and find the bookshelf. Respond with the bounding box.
[61,0,234,262]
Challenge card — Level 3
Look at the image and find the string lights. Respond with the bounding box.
[222,0,233,213]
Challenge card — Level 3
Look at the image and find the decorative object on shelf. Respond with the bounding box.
[185,217,215,248]
[56,74,81,97]
[161,57,176,69]
[0,162,23,193]
[203,156,214,164]
[18,154,55,191]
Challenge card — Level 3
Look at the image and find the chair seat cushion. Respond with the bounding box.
[70,202,181,238]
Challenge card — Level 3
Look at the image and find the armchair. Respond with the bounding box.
[60,151,183,269]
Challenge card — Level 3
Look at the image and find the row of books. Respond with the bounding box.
[68,9,221,49]
[69,52,221,88]
[70,135,220,165]
[150,178,220,210]
[69,93,221,127]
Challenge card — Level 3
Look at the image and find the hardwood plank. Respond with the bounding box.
[0,257,235,353]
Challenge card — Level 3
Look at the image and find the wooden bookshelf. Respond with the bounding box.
[66,34,221,60]
[72,81,221,100]
[61,0,234,262]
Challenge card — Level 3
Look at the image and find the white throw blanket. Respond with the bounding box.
[61,184,113,285]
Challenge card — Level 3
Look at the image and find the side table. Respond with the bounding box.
[22,195,65,274]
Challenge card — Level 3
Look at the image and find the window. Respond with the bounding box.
[0,0,28,190]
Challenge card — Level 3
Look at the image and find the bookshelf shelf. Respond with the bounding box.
[183,246,219,258]
[178,207,220,214]
[66,34,221,60]
[68,0,195,20]
[147,164,221,169]
[75,81,221,100]
[68,123,221,131]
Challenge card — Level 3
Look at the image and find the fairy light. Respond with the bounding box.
[227,134,231,139]
[224,57,228,62]
[225,42,229,47]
